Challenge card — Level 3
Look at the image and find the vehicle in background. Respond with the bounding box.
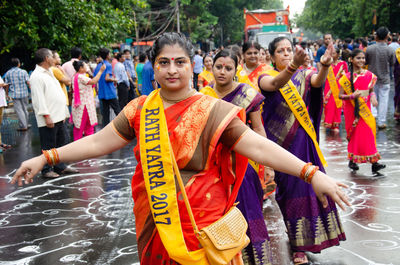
[132,41,153,56]
[244,7,292,48]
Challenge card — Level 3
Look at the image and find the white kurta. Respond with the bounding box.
[0,76,7,107]
[71,74,98,129]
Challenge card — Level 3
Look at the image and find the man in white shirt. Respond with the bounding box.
[193,49,203,90]
[30,48,78,178]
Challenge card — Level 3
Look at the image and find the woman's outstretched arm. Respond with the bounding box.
[233,129,351,210]
[11,123,130,186]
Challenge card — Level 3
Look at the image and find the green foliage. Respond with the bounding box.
[0,0,147,58]
[179,0,218,42]
[296,0,400,38]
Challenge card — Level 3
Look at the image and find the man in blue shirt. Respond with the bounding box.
[114,53,130,109]
[94,48,120,126]
[193,49,203,90]
[4,58,31,131]
[141,60,157,96]
[315,33,332,70]
[123,49,137,101]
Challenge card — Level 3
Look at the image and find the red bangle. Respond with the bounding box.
[300,163,312,181]
[306,166,319,184]
[42,148,60,166]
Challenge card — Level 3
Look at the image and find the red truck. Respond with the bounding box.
[244,7,292,48]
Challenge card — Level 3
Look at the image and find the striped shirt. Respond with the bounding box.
[4,67,30,99]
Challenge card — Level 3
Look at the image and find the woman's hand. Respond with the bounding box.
[371,93,378,107]
[292,46,308,67]
[311,171,350,211]
[10,155,47,186]
[352,90,362,99]
[320,44,334,66]
[264,166,275,180]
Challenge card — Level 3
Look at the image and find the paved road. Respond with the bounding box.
[0,90,399,264]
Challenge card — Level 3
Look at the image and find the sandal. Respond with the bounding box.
[293,252,310,265]
[0,143,11,149]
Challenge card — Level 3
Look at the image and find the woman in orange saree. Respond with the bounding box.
[198,55,215,90]
[236,41,273,91]
[11,33,351,265]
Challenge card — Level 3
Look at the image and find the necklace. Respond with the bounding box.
[159,89,197,104]
[243,63,257,73]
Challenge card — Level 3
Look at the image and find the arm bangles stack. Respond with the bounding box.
[300,162,319,184]
[370,92,376,97]
[286,61,298,75]
[339,93,356,100]
[42,148,60,166]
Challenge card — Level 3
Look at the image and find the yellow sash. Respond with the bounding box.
[199,70,214,83]
[139,90,209,265]
[339,75,376,140]
[396,47,400,64]
[267,70,327,167]
[327,66,343,108]
[199,86,218,98]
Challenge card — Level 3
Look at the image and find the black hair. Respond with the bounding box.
[349,48,364,118]
[123,49,131,54]
[323,33,332,39]
[98,48,110,60]
[268,36,293,56]
[115,52,123,61]
[393,36,399,42]
[148,32,194,65]
[300,41,307,49]
[360,39,368,47]
[139,52,147,63]
[203,54,213,64]
[213,49,238,70]
[34,48,52,64]
[11,58,20,67]
[242,41,261,54]
[376,27,389,40]
[70,47,82,59]
[72,60,85,72]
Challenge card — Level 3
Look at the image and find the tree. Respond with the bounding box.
[296,0,400,39]
[0,0,147,59]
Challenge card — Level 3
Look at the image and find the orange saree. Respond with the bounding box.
[112,93,248,265]
[236,63,273,91]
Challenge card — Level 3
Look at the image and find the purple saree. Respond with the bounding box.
[260,69,346,253]
[221,83,273,265]
[394,59,400,121]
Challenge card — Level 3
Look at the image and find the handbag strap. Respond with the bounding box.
[170,145,200,235]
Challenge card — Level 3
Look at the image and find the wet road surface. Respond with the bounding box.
[1,98,399,264]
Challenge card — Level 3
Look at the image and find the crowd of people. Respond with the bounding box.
[1,25,399,265]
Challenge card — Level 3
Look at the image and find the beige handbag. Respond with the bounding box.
[172,150,250,265]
